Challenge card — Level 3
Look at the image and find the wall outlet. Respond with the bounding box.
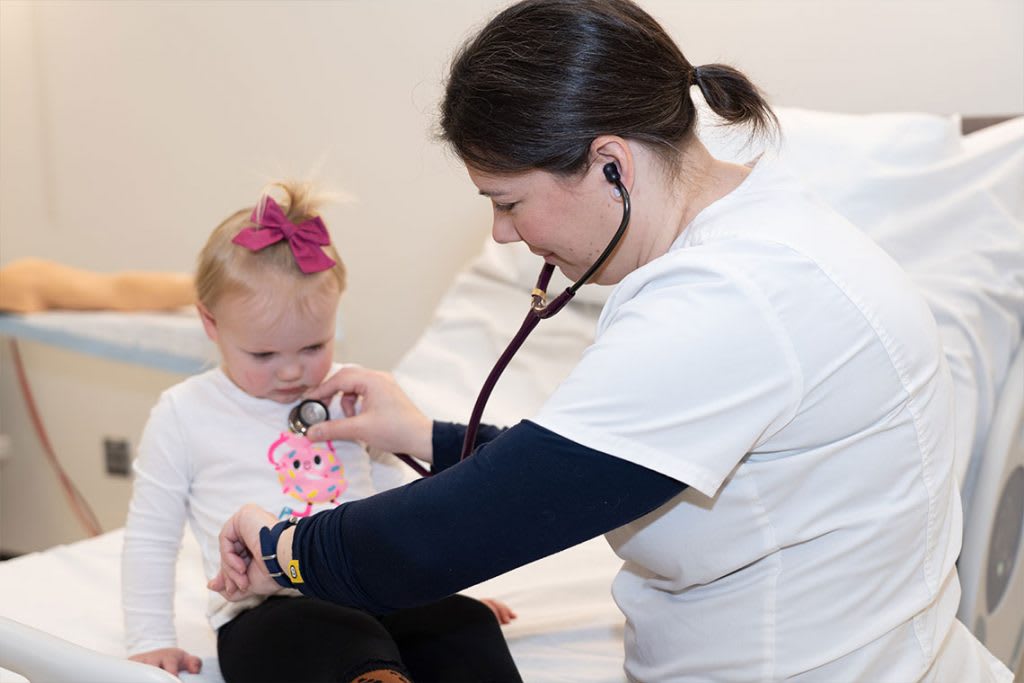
[103,438,132,477]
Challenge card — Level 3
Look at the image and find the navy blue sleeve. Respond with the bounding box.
[430,421,506,473]
[292,420,687,614]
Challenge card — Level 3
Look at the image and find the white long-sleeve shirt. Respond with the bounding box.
[121,364,409,656]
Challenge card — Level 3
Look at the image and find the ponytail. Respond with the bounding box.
[256,180,326,228]
[692,63,779,141]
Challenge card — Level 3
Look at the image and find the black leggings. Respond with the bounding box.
[217,594,522,683]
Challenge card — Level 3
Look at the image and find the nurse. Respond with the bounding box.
[212,0,1011,679]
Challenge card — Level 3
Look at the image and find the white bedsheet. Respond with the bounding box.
[0,528,626,683]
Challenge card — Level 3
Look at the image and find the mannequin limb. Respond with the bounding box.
[0,258,194,313]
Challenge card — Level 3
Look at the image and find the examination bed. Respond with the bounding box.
[0,110,1021,682]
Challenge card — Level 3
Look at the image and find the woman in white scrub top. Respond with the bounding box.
[213,1,1013,680]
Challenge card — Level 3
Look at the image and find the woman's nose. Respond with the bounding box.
[491,216,520,245]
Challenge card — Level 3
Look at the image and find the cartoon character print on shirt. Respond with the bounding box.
[268,432,347,519]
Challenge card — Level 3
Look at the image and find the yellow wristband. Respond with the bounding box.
[287,559,305,584]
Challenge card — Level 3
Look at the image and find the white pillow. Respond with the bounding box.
[700,106,963,168]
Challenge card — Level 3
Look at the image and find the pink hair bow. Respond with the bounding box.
[231,197,337,274]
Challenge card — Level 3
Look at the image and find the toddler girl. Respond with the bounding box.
[121,181,520,683]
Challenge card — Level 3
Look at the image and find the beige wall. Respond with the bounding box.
[1,0,1021,553]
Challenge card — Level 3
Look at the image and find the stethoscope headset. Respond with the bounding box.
[290,162,631,477]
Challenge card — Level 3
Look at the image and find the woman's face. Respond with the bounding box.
[468,164,626,284]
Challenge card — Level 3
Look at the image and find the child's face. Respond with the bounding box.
[199,283,340,404]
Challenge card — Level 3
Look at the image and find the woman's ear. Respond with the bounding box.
[196,302,219,343]
[589,136,634,199]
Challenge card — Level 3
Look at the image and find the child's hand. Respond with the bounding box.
[208,503,282,600]
[129,648,202,676]
[480,597,518,625]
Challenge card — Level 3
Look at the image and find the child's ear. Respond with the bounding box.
[196,302,219,343]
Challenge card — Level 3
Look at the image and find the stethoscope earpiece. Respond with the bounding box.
[604,163,623,199]
[288,399,329,436]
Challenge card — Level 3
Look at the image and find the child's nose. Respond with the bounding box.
[278,362,302,381]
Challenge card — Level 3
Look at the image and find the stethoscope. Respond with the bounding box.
[288,162,630,477]
[288,399,330,437]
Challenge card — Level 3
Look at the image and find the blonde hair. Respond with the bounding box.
[195,180,346,312]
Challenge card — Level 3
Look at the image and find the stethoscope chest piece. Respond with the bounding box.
[288,399,329,436]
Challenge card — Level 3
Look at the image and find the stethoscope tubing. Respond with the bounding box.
[460,285,548,461]
[459,176,631,461]
[391,172,631,475]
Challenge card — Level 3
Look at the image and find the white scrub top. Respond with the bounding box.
[533,159,1011,681]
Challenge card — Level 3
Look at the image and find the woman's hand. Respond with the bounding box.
[129,648,202,676]
[304,367,434,462]
[207,504,282,601]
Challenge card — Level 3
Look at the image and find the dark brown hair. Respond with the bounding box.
[440,0,777,175]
